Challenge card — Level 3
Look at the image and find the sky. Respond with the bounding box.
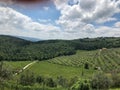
[0,0,120,40]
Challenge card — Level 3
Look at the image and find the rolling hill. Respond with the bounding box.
[0,35,120,61]
[6,48,120,78]
[3,48,120,90]
[47,48,120,73]
[1,35,120,90]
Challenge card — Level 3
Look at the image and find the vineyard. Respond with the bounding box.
[47,48,120,73]
[2,48,120,90]
[4,48,120,78]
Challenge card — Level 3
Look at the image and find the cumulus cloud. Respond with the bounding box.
[79,0,96,11]
[0,5,62,39]
[53,0,120,38]
[95,26,120,37]
[55,0,120,23]
[114,21,120,27]
[0,0,120,40]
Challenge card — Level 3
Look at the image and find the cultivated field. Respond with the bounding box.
[3,48,120,90]
[47,48,120,73]
[4,48,120,78]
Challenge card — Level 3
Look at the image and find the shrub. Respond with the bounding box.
[36,76,44,84]
[0,61,13,80]
[71,79,90,90]
[57,76,68,88]
[45,77,57,87]
[84,63,89,69]
[91,72,112,90]
[111,73,120,88]
[68,76,78,87]
[19,71,35,86]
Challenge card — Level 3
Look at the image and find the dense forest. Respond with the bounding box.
[0,35,120,61]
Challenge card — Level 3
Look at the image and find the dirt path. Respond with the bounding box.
[22,61,37,70]
[14,61,38,76]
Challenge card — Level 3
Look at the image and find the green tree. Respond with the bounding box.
[84,62,89,69]
[19,71,35,86]
[36,75,44,84]
[91,72,112,90]
[57,76,68,88]
[45,77,57,87]
[111,72,120,88]
[0,61,12,80]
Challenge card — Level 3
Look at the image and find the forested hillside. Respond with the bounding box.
[0,35,120,61]
[0,35,75,60]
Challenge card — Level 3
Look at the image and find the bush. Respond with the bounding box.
[68,76,78,87]
[91,72,112,90]
[111,73,120,88]
[36,76,44,84]
[45,77,57,87]
[84,63,89,69]
[0,61,13,80]
[19,71,35,86]
[57,76,68,88]
[71,79,90,90]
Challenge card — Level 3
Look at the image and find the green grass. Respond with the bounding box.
[4,61,32,70]
[110,88,120,90]
[24,61,95,79]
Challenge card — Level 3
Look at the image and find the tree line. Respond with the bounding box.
[0,35,120,61]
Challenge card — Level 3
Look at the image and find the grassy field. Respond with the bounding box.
[25,61,95,79]
[3,48,120,90]
[4,61,32,70]
[110,89,120,90]
[4,48,120,78]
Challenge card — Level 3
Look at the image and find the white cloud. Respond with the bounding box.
[53,0,120,38]
[95,26,120,37]
[54,0,68,10]
[0,0,120,40]
[43,6,49,11]
[0,6,62,39]
[55,0,120,24]
[114,21,120,27]
[79,0,97,11]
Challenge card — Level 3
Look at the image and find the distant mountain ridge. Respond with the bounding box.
[17,36,41,42]
[0,35,120,61]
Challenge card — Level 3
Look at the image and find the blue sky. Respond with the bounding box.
[0,0,120,39]
[11,1,60,23]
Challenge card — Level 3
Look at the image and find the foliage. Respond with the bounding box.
[91,72,112,90]
[36,75,44,84]
[0,61,12,80]
[84,63,89,69]
[19,71,35,86]
[0,35,75,61]
[57,76,68,88]
[68,76,78,88]
[111,72,120,88]
[71,79,91,90]
[0,35,120,61]
[45,77,57,87]
[48,48,120,72]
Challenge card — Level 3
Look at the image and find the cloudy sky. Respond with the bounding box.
[0,0,120,40]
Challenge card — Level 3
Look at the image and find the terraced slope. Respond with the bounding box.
[47,48,120,72]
